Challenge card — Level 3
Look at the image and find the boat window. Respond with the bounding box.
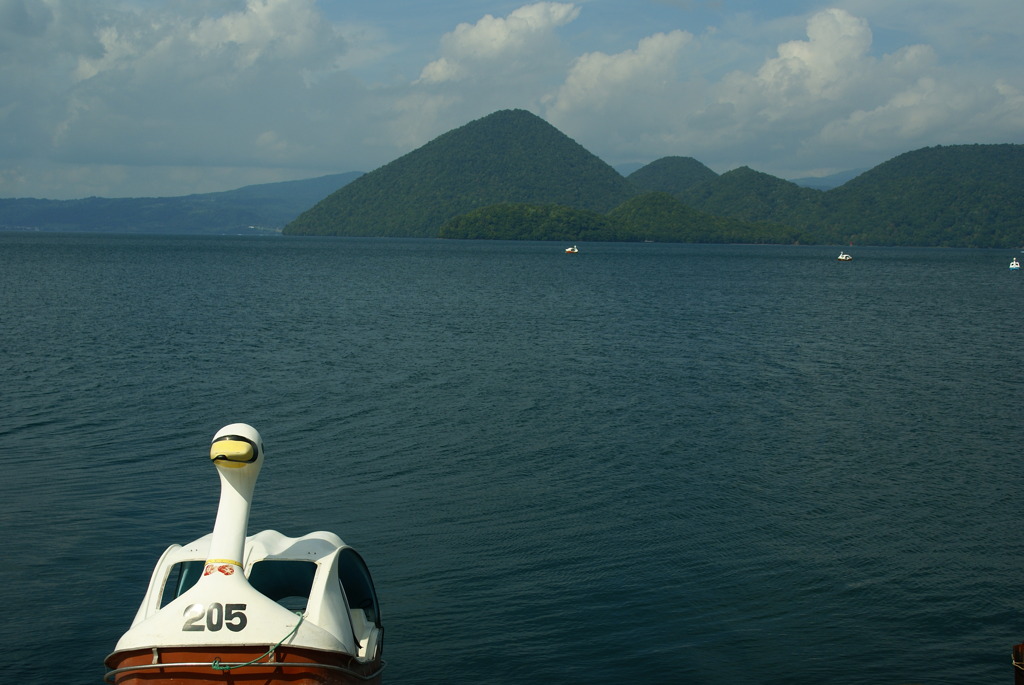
[160,560,205,607]
[338,548,380,626]
[248,560,317,610]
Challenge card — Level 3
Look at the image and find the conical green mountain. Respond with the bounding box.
[627,156,718,195]
[284,109,635,237]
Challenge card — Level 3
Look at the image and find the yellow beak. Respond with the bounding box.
[210,437,257,468]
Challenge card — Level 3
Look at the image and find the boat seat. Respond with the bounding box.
[247,559,317,605]
[349,607,369,638]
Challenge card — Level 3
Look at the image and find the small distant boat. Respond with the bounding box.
[565,245,578,253]
[1010,257,1020,270]
[104,424,384,685]
[837,252,852,261]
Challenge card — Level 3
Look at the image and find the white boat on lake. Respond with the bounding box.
[105,424,384,685]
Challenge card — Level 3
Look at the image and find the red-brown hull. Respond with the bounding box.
[104,645,383,685]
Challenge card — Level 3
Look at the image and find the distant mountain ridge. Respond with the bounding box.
[0,172,363,234]
[3,108,1022,247]
[788,168,865,190]
[286,110,1024,247]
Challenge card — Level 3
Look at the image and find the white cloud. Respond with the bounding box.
[714,9,878,126]
[417,2,580,84]
[550,31,694,110]
[545,6,1022,176]
[820,73,1024,151]
[187,0,327,68]
[1,1,1023,198]
[762,10,871,100]
[543,29,696,152]
[4,0,375,184]
[418,57,461,84]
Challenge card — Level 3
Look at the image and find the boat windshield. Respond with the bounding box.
[338,548,381,625]
[160,560,205,607]
[248,560,317,608]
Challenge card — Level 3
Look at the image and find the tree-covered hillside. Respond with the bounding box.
[284,109,637,237]
[626,157,718,195]
[283,108,1024,247]
[606,192,805,244]
[437,142,1024,248]
[437,192,802,244]
[822,144,1024,247]
[439,203,615,241]
[673,145,1024,247]
[680,167,828,226]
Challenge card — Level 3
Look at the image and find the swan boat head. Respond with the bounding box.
[105,424,384,684]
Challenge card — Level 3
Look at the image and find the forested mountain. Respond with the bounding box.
[822,145,1024,247]
[606,192,803,244]
[0,172,361,234]
[670,145,1024,247]
[283,109,636,237]
[679,167,827,225]
[625,157,718,195]
[439,203,615,242]
[287,109,1023,247]
[3,105,1022,247]
[437,192,803,244]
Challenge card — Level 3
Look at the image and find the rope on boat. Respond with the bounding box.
[105,658,386,683]
[105,612,386,682]
[211,611,304,671]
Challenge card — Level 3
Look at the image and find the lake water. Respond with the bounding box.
[1,233,1022,684]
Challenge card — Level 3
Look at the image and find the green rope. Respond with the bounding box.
[211,611,305,672]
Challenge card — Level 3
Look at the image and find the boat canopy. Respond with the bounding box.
[119,528,381,655]
[147,530,379,623]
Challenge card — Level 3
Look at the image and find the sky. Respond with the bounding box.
[1,0,1022,199]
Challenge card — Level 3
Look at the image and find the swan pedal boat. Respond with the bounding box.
[104,424,384,684]
[837,251,852,261]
